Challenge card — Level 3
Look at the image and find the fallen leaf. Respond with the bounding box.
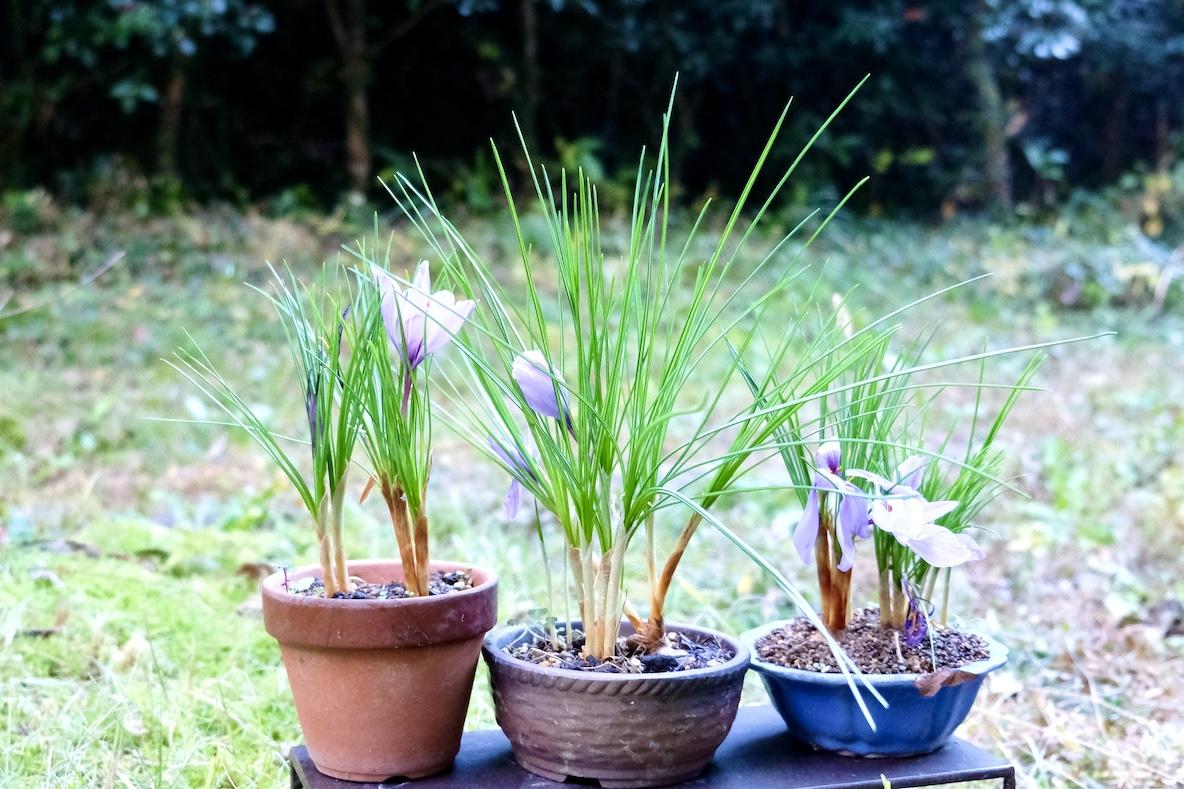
[236,561,276,582]
[915,668,979,697]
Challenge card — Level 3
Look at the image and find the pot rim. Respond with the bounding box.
[740,618,1007,685]
[261,558,498,610]
[483,619,750,681]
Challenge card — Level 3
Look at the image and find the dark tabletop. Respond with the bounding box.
[290,704,1015,789]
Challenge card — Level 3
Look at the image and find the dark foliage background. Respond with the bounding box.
[3,0,1183,215]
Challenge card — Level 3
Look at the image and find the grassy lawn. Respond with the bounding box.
[1,206,1182,787]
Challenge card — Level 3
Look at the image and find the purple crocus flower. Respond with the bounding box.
[901,580,932,648]
[375,262,475,371]
[870,496,984,568]
[511,350,572,426]
[793,441,871,572]
[488,436,537,518]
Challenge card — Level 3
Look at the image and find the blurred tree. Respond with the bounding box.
[2,0,1181,212]
[0,0,273,184]
[323,0,494,195]
[105,0,275,178]
[987,0,1184,199]
[967,0,1012,211]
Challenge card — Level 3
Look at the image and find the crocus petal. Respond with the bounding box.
[377,262,472,368]
[816,441,842,474]
[815,467,845,492]
[839,486,871,541]
[512,350,569,421]
[378,277,423,364]
[904,523,980,568]
[398,306,428,368]
[847,466,921,497]
[405,260,434,311]
[793,490,821,564]
[957,532,985,561]
[922,499,959,522]
[903,617,927,648]
[897,456,927,491]
[902,583,929,648]
[846,468,898,491]
[488,435,536,481]
[869,499,892,530]
[835,510,859,571]
[421,293,475,357]
[870,497,916,538]
[503,480,523,519]
[375,270,403,346]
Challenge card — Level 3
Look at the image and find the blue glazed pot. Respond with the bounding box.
[741,620,1007,757]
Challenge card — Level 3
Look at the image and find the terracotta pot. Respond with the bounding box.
[262,559,497,782]
[482,620,749,788]
[741,620,1007,756]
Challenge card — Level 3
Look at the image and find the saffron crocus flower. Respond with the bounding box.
[375,261,475,370]
[793,441,871,572]
[488,436,537,518]
[512,350,572,425]
[870,496,984,568]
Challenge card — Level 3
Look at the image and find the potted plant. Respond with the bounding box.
[170,264,497,781]
[369,85,905,787]
[738,341,1043,756]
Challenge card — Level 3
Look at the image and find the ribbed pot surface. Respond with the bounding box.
[483,621,749,788]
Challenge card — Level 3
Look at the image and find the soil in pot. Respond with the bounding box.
[284,568,473,599]
[505,625,734,673]
[756,607,989,675]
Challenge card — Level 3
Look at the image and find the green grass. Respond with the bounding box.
[1,207,1182,786]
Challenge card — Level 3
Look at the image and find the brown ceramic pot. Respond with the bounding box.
[482,620,749,788]
[262,559,497,782]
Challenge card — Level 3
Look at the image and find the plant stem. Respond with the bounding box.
[889,569,907,628]
[878,565,892,627]
[316,494,339,597]
[644,511,703,648]
[605,533,625,656]
[815,497,850,636]
[580,545,597,656]
[383,482,422,596]
[331,481,349,594]
[594,553,609,658]
[940,568,951,626]
[644,513,656,604]
[921,569,937,602]
[412,505,430,595]
[534,506,559,648]
[568,546,584,620]
[814,524,835,629]
[566,545,580,651]
[829,554,851,633]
